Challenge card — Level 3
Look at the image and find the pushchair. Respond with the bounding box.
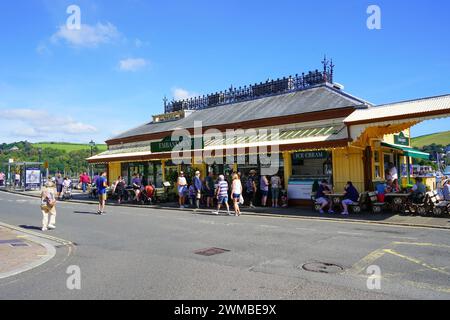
[141,185,155,205]
[88,184,98,199]
[61,183,73,201]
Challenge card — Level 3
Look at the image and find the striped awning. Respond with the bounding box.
[204,126,344,148]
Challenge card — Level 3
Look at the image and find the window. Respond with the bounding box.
[373,151,381,179]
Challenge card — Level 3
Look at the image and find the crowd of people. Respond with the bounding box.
[174,170,287,216]
[35,165,450,231]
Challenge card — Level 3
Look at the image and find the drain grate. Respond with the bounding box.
[302,262,344,274]
[194,247,230,256]
[10,243,30,247]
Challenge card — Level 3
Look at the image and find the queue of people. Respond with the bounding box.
[174,170,287,216]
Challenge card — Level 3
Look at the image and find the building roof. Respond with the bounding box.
[89,122,349,163]
[108,84,368,144]
[345,94,450,124]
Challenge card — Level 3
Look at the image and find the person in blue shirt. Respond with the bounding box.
[442,179,450,201]
[193,171,202,209]
[96,172,108,215]
[341,181,359,215]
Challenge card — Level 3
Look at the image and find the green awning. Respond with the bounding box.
[381,142,430,160]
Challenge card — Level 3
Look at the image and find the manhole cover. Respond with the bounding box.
[194,248,230,256]
[302,262,344,274]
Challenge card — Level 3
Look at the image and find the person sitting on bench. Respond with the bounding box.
[316,180,333,214]
[341,181,359,215]
[409,177,426,204]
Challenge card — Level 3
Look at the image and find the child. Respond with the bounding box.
[280,189,288,208]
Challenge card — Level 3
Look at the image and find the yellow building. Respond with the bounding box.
[88,69,450,205]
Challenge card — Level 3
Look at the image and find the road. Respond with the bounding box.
[0,191,449,300]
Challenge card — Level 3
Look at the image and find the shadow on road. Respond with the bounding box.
[19,225,42,231]
[73,211,99,215]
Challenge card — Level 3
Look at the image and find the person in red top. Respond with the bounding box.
[79,172,91,193]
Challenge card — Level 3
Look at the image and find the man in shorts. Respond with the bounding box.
[96,172,108,215]
[213,175,230,215]
[341,181,359,215]
[316,179,333,214]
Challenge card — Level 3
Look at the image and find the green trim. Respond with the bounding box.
[381,142,430,160]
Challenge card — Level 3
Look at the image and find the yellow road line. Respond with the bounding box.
[383,249,450,276]
[392,242,450,249]
[348,248,387,275]
[403,280,450,294]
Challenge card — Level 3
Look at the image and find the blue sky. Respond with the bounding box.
[0,0,449,144]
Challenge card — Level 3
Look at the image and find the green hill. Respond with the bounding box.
[412,131,450,148]
[33,142,107,153]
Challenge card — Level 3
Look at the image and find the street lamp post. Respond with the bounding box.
[38,148,42,188]
[89,140,96,179]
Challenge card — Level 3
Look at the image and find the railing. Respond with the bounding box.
[164,68,334,114]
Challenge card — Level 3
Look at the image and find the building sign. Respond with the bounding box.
[293,151,328,161]
[151,136,204,153]
[394,132,410,146]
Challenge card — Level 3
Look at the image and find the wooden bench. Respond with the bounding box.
[347,192,368,214]
[407,191,432,216]
[427,191,450,216]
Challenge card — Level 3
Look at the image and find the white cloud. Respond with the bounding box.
[134,38,149,48]
[172,88,199,101]
[51,22,121,48]
[1,108,98,137]
[119,58,149,72]
[36,43,52,56]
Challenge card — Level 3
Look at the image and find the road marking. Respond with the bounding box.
[296,227,317,232]
[348,247,387,275]
[338,231,364,236]
[392,242,450,249]
[383,249,450,276]
[403,280,450,294]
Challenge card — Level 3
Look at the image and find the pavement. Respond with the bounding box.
[0,223,57,280]
[0,190,449,300]
[2,188,450,230]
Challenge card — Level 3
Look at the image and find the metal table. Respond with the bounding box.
[328,193,345,206]
[384,193,410,213]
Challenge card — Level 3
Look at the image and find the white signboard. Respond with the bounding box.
[288,180,314,200]
[26,169,41,185]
